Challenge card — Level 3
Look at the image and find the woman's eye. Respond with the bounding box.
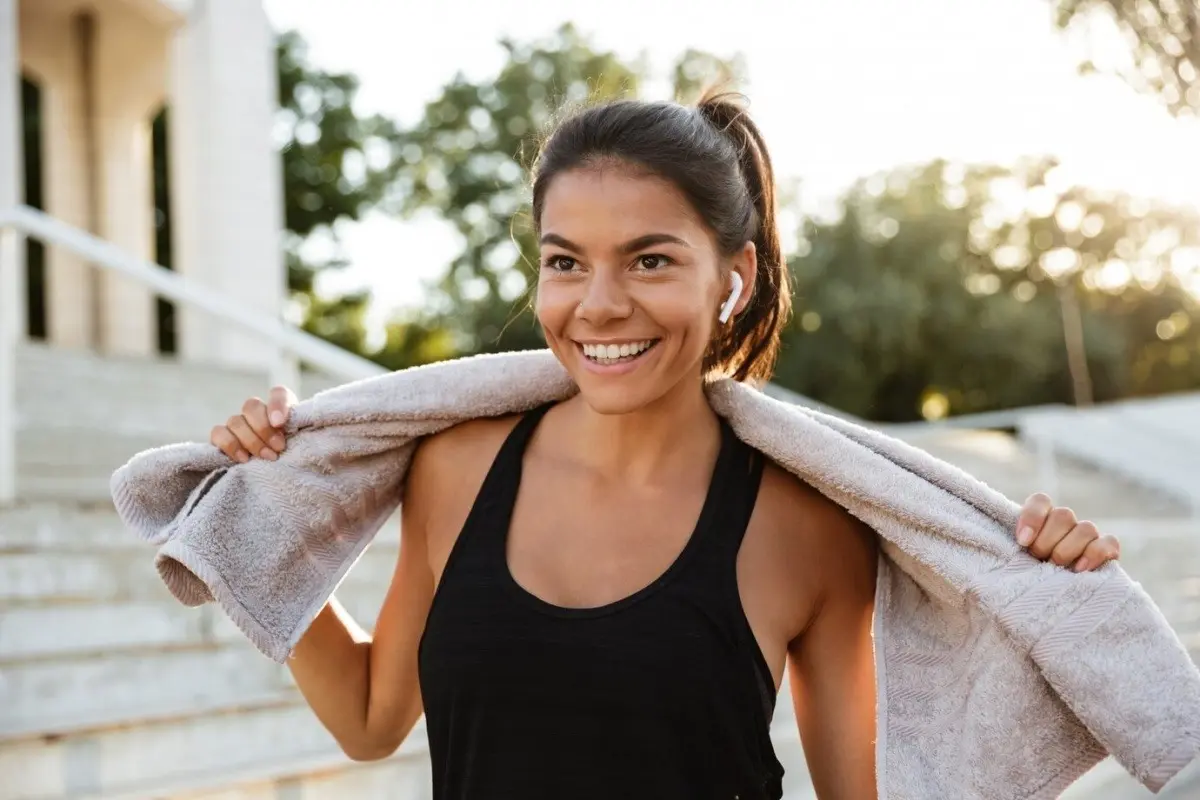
[543,255,577,272]
[638,254,671,270]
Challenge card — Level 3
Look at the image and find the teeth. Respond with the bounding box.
[581,340,655,362]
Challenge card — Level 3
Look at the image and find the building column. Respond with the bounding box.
[0,0,23,504]
[169,0,287,373]
[94,111,156,356]
[92,11,166,358]
[18,9,99,351]
[44,15,95,350]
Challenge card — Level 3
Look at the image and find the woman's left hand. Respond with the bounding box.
[1015,493,1120,572]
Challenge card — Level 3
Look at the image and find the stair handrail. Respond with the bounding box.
[0,204,387,381]
[0,203,386,504]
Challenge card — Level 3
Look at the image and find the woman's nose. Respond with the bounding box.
[576,273,633,323]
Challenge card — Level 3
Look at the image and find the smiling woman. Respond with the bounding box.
[206,90,1125,800]
[529,97,790,421]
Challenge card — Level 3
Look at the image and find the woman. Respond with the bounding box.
[209,93,1121,799]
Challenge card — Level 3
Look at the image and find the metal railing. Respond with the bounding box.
[0,203,387,504]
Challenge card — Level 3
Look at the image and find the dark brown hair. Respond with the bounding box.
[530,90,791,383]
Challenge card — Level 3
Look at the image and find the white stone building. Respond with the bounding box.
[2,0,284,365]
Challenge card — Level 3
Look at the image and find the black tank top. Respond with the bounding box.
[417,403,785,800]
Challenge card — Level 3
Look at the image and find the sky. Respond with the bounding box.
[261,0,1200,330]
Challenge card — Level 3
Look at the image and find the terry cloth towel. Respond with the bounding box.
[111,348,1200,799]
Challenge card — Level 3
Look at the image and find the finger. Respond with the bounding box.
[210,425,249,463]
[1028,506,1077,560]
[242,397,283,453]
[1016,492,1054,546]
[1074,535,1121,573]
[227,414,275,461]
[1049,520,1099,568]
[267,385,297,428]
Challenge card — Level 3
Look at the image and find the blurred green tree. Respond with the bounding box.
[275,29,401,354]
[776,157,1200,421]
[671,49,748,102]
[1053,0,1200,116]
[383,24,640,357]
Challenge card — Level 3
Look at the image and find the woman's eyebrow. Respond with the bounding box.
[539,233,582,252]
[538,232,692,254]
[618,233,691,253]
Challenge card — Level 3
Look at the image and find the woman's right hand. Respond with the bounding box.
[210,386,298,463]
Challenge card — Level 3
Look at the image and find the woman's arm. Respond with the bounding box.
[210,389,439,761]
[287,479,435,760]
[788,510,879,800]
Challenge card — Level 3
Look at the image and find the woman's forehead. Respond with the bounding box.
[539,167,706,240]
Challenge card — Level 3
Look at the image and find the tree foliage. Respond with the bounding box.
[776,158,1200,420]
[1053,0,1200,116]
[275,30,403,356]
[383,25,642,357]
[277,30,401,289]
[671,49,748,103]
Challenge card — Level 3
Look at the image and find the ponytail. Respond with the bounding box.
[695,91,791,383]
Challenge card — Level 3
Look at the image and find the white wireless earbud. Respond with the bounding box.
[718,272,744,324]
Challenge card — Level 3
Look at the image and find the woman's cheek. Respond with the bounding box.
[533,281,572,336]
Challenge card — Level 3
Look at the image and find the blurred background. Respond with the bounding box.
[0,0,1198,797]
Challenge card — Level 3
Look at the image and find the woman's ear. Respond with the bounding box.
[729,241,757,318]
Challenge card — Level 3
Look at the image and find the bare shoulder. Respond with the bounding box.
[757,459,878,567]
[743,458,879,638]
[404,414,524,580]
[408,414,522,484]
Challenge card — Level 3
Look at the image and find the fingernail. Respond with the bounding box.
[269,436,285,451]
[259,448,277,461]
[1017,526,1035,546]
[1073,558,1090,573]
[270,411,284,426]
[235,450,249,463]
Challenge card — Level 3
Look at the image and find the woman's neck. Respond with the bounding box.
[552,374,722,486]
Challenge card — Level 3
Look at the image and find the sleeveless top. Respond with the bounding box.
[417,403,785,800]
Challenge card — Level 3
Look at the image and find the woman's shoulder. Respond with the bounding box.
[408,413,525,494]
[755,457,879,569]
[403,413,527,574]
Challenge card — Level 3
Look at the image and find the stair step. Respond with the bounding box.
[0,697,432,800]
[0,643,297,740]
[0,539,400,606]
[12,343,336,504]
[0,588,385,663]
[894,429,1187,519]
[1020,409,1200,510]
[98,748,434,800]
[0,506,400,552]
[0,506,134,551]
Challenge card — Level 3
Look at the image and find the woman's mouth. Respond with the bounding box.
[578,339,659,367]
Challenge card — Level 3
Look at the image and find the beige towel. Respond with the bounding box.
[110,348,1200,799]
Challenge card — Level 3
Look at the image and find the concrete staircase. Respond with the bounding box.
[0,504,435,800]
[894,426,1188,520]
[1019,392,1200,513]
[12,343,338,504]
[3,344,1198,798]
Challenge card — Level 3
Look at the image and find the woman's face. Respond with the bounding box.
[536,166,754,415]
